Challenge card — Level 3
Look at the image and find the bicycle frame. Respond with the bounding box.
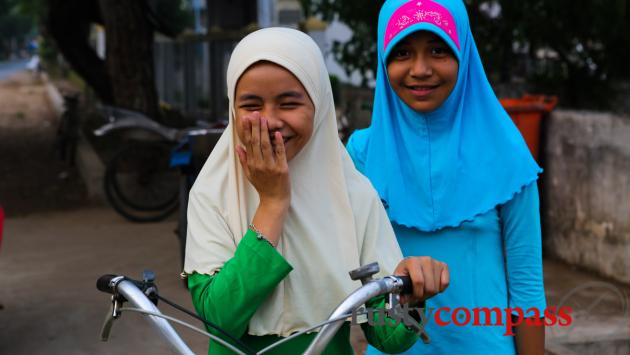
[93,116,179,141]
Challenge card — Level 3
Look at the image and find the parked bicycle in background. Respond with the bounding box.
[94,105,224,266]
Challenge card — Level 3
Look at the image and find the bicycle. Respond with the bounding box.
[96,262,428,355]
[94,105,224,224]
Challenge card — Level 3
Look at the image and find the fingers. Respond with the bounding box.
[273,131,287,168]
[418,258,437,301]
[432,259,441,294]
[249,112,263,162]
[395,256,448,304]
[236,145,250,177]
[394,257,426,303]
[242,112,282,168]
[259,117,275,163]
[242,115,254,160]
[440,262,450,292]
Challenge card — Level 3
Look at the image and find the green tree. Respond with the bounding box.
[302,0,383,86]
[467,0,630,109]
[43,0,192,119]
[304,0,630,110]
[0,0,36,58]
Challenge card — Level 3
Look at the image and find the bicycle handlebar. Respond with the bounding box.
[303,274,418,355]
[96,270,420,355]
[397,275,413,295]
[96,274,195,355]
[96,274,119,294]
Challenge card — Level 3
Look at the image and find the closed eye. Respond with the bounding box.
[238,103,261,110]
[280,101,302,109]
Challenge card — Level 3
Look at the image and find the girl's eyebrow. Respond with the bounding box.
[277,91,304,100]
[237,93,261,101]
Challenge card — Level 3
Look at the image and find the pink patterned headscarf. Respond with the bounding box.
[384,0,460,52]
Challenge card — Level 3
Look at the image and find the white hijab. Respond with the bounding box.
[184,27,403,337]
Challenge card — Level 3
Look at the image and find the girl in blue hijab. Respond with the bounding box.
[347,0,546,353]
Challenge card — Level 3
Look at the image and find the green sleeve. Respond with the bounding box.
[187,229,293,339]
[361,296,422,354]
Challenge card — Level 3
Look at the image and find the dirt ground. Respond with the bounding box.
[0,71,87,217]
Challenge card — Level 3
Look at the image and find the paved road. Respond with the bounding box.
[0,59,29,81]
[0,207,207,355]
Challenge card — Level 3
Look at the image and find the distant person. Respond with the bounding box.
[183,27,449,354]
[26,55,41,74]
[346,0,546,354]
[27,39,38,57]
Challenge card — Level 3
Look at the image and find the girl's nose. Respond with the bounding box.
[264,113,284,131]
[410,55,432,77]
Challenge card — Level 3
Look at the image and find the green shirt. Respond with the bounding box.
[188,229,420,354]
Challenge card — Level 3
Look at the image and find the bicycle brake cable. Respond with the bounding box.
[156,293,258,355]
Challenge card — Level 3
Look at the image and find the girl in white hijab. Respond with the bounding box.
[184,27,448,354]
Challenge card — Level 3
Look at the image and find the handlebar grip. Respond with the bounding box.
[398,275,413,295]
[96,274,118,294]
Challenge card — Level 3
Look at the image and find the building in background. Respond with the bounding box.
[151,0,362,121]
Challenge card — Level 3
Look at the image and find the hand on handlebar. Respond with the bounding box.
[394,256,449,305]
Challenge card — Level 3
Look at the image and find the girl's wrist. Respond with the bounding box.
[259,197,290,215]
[249,223,277,247]
[251,199,289,245]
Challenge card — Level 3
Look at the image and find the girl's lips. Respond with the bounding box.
[406,84,439,97]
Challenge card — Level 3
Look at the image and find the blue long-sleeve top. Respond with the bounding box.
[347,137,547,355]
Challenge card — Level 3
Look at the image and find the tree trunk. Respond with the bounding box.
[47,0,114,103]
[99,0,159,119]
[207,0,257,29]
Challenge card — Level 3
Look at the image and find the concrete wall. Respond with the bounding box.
[542,110,630,284]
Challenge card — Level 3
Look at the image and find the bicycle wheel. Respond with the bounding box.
[104,141,179,222]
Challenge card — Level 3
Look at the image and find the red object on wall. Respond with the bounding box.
[500,95,558,162]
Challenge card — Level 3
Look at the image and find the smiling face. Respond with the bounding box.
[386,30,459,113]
[234,61,315,162]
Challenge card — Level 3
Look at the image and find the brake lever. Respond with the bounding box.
[100,295,123,341]
[384,278,431,344]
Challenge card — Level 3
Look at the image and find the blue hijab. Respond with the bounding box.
[355,0,541,232]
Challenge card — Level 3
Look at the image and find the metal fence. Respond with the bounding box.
[154,34,239,122]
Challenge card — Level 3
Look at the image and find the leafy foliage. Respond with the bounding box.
[0,0,37,58]
[302,0,384,86]
[147,0,194,36]
[304,0,630,109]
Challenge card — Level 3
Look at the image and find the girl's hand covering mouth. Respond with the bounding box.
[236,111,291,209]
